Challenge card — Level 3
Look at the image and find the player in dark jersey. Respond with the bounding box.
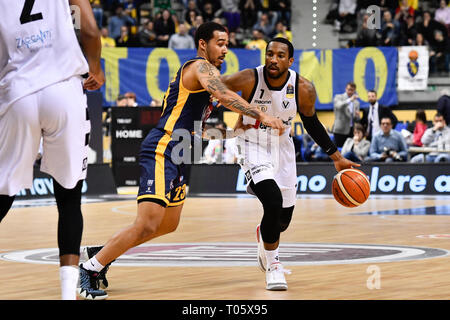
[77,22,285,299]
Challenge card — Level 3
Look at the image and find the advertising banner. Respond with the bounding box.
[16,164,117,199]
[188,163,450,195]
[100,47,398,110]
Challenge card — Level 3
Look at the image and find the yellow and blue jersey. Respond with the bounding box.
[156,56,212,136]
[137,56,212,207]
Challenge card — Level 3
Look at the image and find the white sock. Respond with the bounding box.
[82,256,104,272]
[265,248,280,269]
[60,266,79,300]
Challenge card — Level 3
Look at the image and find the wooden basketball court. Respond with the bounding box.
[1,194,450,300]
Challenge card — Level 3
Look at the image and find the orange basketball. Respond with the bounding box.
[332,169,370,208]
[408,50,418,61]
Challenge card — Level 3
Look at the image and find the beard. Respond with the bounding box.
[265,66,285,79]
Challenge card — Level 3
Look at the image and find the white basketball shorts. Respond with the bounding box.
[0,76,91,196]
[236,135,297,208]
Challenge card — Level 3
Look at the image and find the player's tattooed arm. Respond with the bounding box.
[196,61,262,120]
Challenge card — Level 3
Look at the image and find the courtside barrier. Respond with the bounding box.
[188,163,450,195]
[16,164,117,199]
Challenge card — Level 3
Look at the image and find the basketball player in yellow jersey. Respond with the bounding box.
[78,22,285,299]
[221,38,358,290]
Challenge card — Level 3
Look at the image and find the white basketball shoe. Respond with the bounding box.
[265,262,291,291]
[256,224,266,272]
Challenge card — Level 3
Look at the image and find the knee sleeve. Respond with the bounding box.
[279,206,294,232]
[54,179,84,256]
[250,179,283,244]
[0,195,15,223]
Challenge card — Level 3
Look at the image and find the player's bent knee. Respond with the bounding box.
[136,221,159,240]
[279,206,294,232]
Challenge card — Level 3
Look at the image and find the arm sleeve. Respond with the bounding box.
[300,112,337,156]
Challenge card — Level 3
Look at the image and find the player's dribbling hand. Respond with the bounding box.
[260,114,285,135]
[333,156,360,172]
[83,69,105,91]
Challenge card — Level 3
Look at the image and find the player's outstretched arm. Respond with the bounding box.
[220,69,255,95]
[297,76,359,171]
[70,0,104,90]
[195,61,284,133]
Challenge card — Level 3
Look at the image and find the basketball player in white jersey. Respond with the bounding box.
[0,0,104,299]
[221,38,358,290]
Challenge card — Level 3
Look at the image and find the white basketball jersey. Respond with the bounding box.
[241,65,298,145]
[0,0,89,116]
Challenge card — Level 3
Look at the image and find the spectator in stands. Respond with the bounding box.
[290,127,304,162]
[367,116,408,162]
[417,11,448,47]
[410,109,428,147]
[101,27,116,47]
[116,94,128,107]
[304,125,333,162]
[412,113,450,162]
[336,0,357,33]
[201,1,217,22]
[379,10,400,46]
[324,0,340,25]
[245,28,268,50]
[115,25,135,47]
[274,21,292,42]
[108,4,136,40]
[184,0,201,25]
[272,0,291,28]
[124,92,138,107]
[253,12,277,39]
[341,123,371,163]
[355,13,378,47]
[168,24,196,49]
[203,121,238,164]
[189,15,204,38]
[394,0,415,22]
[116,92,138,107]
[360,90,398,141]
[123,0,136,12]
[331,82,361,148]
[414,32,429,46]
[435,0,450,35]
[429,29,450,75]
[399,14,418,46]
[220,0,241,32]
[437,89,450,126]
[239,0,260,31]
[91,0,104,28]
[138,20,158,47]
[305,143,332,162]
[171,13,181,33]
[380,0,398,17]
[198,0,222,13]
[154,9,176,47]
[228,31,244,48]
[185,9,199,28]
